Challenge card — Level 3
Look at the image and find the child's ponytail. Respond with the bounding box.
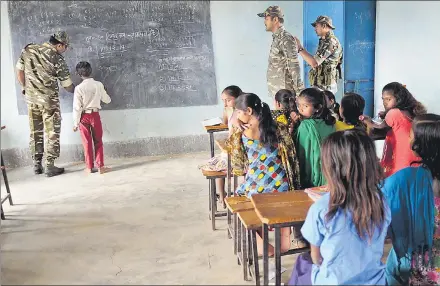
[321,104,337,125]
[288,96,299,114]
[258,101,278,146]
[413,101,427,117]
[275,89,298,114]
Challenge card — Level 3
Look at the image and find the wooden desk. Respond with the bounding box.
[204,124,228,158]
[225,197,252,213]
[251,191,314,285]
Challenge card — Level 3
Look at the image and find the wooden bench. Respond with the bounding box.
[225,196,251,255]
[1,125,13,220]
[238,209,263,285]
[225,197,262,285]
[202,170,227,231]
[201,137,239,232]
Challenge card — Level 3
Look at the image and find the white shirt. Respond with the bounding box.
[73,78,111,128]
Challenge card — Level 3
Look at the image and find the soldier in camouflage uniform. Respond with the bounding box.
[296,16,343,94]
[258,6,305,100]
[16,31,75,177]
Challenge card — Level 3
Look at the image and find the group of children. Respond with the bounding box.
[199,83,440,285]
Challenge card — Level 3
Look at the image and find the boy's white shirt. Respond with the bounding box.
[73,78,111,128]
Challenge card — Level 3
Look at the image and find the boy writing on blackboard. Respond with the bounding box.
[73,61,111,174]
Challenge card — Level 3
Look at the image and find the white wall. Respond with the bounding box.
[374,1,440,115]
[0,1,303,152]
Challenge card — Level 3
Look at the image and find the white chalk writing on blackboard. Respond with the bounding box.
[8,1,217,113]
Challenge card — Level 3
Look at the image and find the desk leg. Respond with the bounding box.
[233,213,238,255]
[263,224,269,285]
[251,230,260,285]
[208,179,212,215]
[1,153,12,205]
[227,155,232,239]
[1,204,5,220]
[237,217,242,265]
[209,132,214,158]
[274,227,282,286]
[241,221,249,281]
[227,208,232,239]
[210,179,216,231]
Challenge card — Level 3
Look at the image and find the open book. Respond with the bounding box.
[304,186,328,202]
[201,117,223,127]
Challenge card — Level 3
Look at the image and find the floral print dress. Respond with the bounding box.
[235,136,289,198]
[409,197,440,285]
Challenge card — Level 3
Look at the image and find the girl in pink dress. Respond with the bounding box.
[198,85,242,208]
[361,82,426,177]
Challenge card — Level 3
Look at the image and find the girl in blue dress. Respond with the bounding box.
[289,130,391,285]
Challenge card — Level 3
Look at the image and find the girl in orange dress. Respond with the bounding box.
[361,82,426,178]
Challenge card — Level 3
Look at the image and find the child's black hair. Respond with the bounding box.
[235,93,278,146]
[275,89,298,114]
[321,130,385,241]
[412,114,440,182]
[76,61,92,77]
[341,93,366,128]
[299,87,336,126]
[382,82,426,118]
[222,85,242,99]
[323,90,340,119]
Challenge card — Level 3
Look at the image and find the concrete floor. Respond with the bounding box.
[1,152,390,285]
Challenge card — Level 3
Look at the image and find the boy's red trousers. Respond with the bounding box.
[79,112,104,169]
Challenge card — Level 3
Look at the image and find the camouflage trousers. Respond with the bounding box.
[27,103,61,166]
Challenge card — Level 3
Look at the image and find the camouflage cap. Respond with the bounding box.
[53,31,70,46]
[257,6,284,18]
[311,15,335,29]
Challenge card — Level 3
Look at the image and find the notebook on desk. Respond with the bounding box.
[201,117,223,127]
[304,186,328,202]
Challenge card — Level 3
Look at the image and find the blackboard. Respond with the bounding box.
[8,1,217,115]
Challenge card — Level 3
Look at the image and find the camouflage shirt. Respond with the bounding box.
[16,43,72,109]
[267,26,304,97]
[309,31,343,88]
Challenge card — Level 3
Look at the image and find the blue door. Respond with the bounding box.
[303,1,376,115]
[344,1,376,116]
[303,1,345,99]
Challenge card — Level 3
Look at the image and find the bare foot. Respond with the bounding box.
[256,233,275,257]
[99,166,111,174]
[85,168,93,173]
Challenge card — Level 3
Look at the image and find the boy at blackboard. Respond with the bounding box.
[73,61,111,174]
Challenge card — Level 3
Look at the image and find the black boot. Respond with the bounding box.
[33,161,43,175]
[45,164,65,177]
